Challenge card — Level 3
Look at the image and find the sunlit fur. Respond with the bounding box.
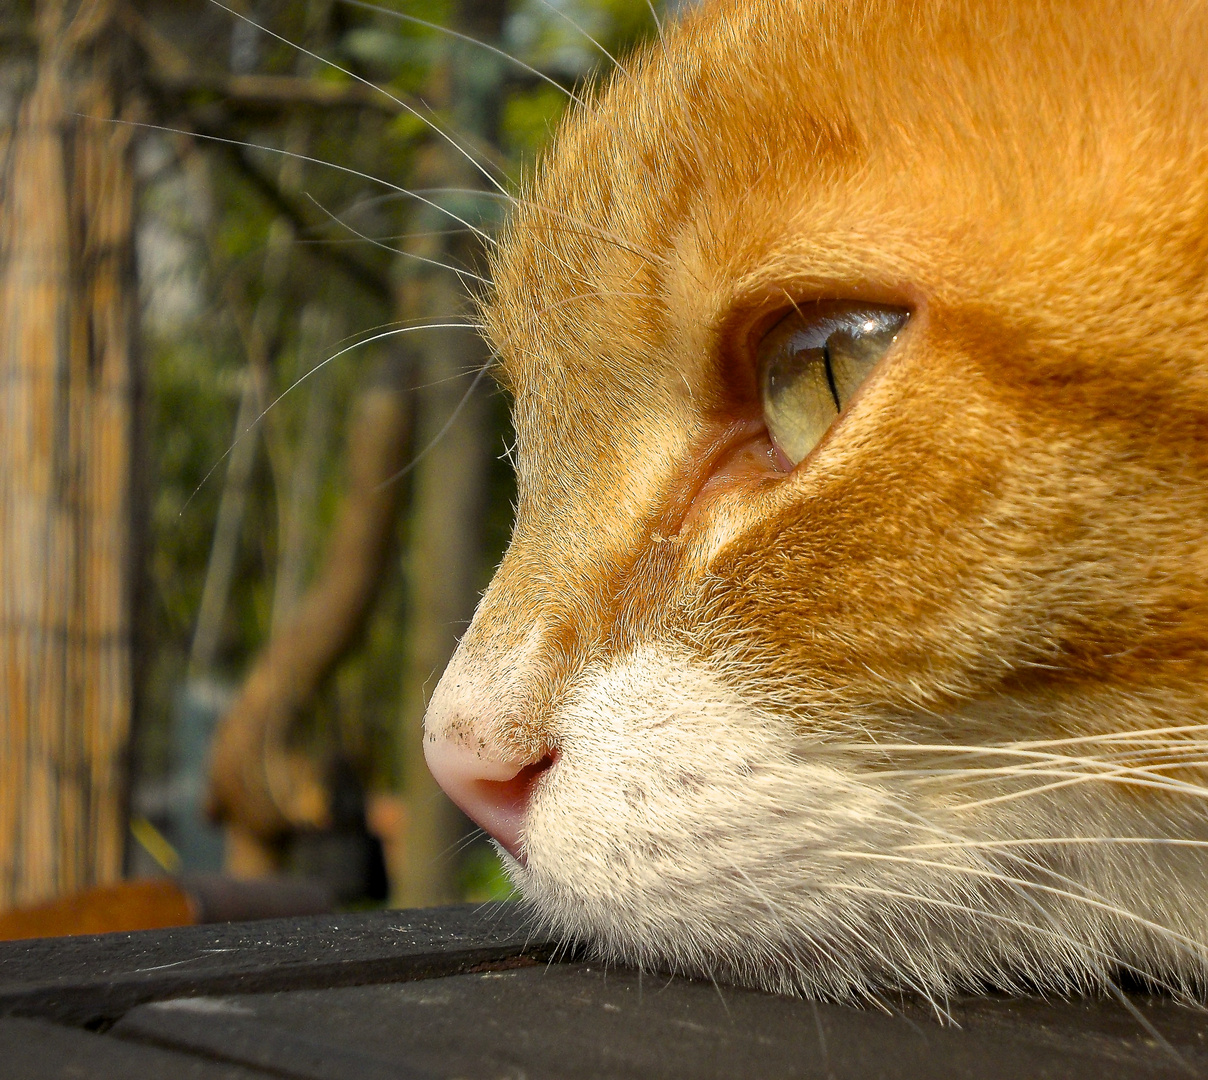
[425,0,1208,1004]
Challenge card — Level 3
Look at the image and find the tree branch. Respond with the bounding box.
[124,7,421,115]
[210,131,394,302]
[207,361,415,841]
[157,71,406,114]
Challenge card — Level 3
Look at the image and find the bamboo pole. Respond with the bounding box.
[0,0,138,909]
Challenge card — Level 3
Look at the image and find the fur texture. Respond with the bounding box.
[424,0,1208,1005]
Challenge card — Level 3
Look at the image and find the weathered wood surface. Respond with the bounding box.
[0,902,549,1028]
[0,903,1206,1079]
[0,1016,268,1079]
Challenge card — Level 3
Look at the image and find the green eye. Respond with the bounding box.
[756,302,908,467]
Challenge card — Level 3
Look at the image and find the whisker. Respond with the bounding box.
[181,322,478,514]
[369,186,678,273]
[199,279,647,511]
[483,286,650,363]
[876,751,1208,783]
[948,768,1208,812]
[534,0,633,82]
[298,228,478,246]
[826,850,1208,965]
[105,118,497,246]
[645,0,665,44]
[1012,723,1208,750]
[505,206,673,272]
[335,184,678,274]
[822,793,1208,992]
[304,193,490,286]
[338,0,592,111]
[209,0,514,200]
[906,836,1208,852]
[830,740,1208,798]
[817,881,1185,998]
[373,357,496,491]
[833,735,1208,758]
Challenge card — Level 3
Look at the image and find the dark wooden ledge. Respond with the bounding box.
[0,903,549,1029]
[0,902,1205,1079]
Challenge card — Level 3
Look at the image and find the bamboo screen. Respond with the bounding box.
[0,0,136,910]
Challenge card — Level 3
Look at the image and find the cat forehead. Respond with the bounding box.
[485,0,1208,413]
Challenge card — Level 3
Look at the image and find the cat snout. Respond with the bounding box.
[424,611,559,860]
[424,736,555,862]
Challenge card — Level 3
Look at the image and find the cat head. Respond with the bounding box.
[425,0,1208,1001]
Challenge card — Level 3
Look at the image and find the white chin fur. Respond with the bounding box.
[505,647,1208,1006]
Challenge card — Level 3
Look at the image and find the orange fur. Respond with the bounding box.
[426,0,1208,1001]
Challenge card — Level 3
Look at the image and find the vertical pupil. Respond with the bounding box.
[758,304,909,469]
[821,344,841,410]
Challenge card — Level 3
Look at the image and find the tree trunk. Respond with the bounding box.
[392,0,506,907]
[0,0,139,909]
[394,278,493,907]
[206,361,413,856]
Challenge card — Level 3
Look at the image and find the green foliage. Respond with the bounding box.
[501,83,568,162]
[137,0,665,896]
[459,843,519,902]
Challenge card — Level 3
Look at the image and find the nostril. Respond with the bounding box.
[424,739,556,864]
[464,754,555,864]
[479,755,555,820]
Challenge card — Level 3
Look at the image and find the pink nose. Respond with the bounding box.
[424,738,554,861]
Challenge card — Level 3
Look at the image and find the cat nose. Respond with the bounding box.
[424,737,555,862]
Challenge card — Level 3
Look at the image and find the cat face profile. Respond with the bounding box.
[424,0,1208,1002]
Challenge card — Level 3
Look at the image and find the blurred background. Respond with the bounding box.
[0,0,665,930]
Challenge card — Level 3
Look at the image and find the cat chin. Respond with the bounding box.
[504,647,1208,1006]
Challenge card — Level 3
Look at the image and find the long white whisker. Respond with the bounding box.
[105,118,497,247]
[834,737,1208,761]
[209,0,513,199]
[535,0,632,81]
[511,203,672,271]
[832,740,1208,801]
[949,767,1208,812]
[818,881,1184,998]
[369,280,654,493]
[876,752,1208,784]
[374,358,495,491]
[346,184,677,273]
[301,227,477,245]
[832,791,1208,987]
[827,850,1208,964]
[645,0,665,44]
[304,193,490,286]
[338,0,591,111]
[182,322,477,514]
[883,751,1208,782]
[907,836,1208,852]
[391,186,676,272]
[1011,723,1208,750]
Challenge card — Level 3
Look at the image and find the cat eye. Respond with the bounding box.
[757,302,909,467]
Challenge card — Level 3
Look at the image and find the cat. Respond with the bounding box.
[422,0,1208,1005]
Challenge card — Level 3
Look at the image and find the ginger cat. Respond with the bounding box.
[424,0,1208,1003]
